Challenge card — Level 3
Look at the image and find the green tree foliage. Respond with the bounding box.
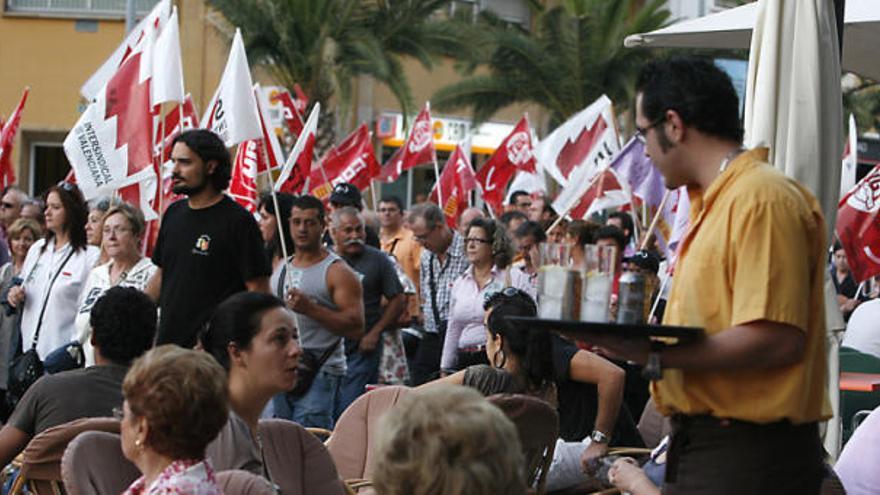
[431,0,671,129]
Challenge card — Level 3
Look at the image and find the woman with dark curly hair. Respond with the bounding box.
[120,345,228,495]
[257,192,295,272]
[440,218,535,374]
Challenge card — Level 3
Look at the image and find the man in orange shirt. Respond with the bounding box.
[378,196,422,327]
[595,57,829,494]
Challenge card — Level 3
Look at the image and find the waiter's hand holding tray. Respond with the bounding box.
[504,317,705,379]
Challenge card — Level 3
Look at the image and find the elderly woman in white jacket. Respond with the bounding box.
[76,202,157,365]
[7,182,99,359]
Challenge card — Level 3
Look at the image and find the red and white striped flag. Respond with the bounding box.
[430,145,477,228]
[275,103,319,194]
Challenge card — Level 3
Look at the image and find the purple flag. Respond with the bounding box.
[610,137,666,209]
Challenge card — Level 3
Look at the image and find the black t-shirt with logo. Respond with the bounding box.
[152,196,270,347]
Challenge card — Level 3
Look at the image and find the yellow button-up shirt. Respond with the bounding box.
[381,227,423,319]
[654,148,831,424]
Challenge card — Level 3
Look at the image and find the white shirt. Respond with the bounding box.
[75,257,158,366]
[836,407,880,495]
[842,299,880,359]
[19,239,100,359]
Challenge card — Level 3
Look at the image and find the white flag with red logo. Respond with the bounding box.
[230,140,261,213]
[476,116,536,216]
[0,88,29,188]
[309,124,380,200]
[537,95,620,186]
[837,164,880,282]
[554,168,630,220]
[398,103,436,172]
[275,102,319,194]
[430,145,477,228]
[155,94,200,164]
[64,30,157,200]
[201,29,262,148]
[81,0,171,100]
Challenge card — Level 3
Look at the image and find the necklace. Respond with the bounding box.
[719,147,745,174]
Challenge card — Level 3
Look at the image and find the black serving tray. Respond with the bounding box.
[505,316,705,345]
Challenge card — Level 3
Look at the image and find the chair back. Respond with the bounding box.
[216,470,276,495]
[637,397,672,448]
[487,393,559,494]
[326,385,412,481]
[14,417,119,494]
[258,419,346,495]
[61,431,139,495]
[839,348,880,442]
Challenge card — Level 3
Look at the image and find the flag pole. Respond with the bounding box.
[545,170,605,236]
[639,189,672,251]
[264,153,293,291]
[157,102,167,218]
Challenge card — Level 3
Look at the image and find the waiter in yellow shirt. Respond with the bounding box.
[595,57,830,494]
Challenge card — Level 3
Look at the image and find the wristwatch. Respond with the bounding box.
[590,430,609,444]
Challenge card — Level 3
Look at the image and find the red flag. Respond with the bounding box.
[837,164,880,282]
[229,140,260,212]
[309,124,380,200]
[275,103,319,194]
[254,85,284,173]
[0,88,29,188]
[565,169,629,220]
[156,94,199,163]
[272,90,305,138]
[476,116,536,215]
[398,104,436,172]
[378,147,404,183]
[293,84,309,113]
[429,145,477,228]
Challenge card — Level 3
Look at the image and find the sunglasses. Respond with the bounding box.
[483,286,534,311]
[634,114,667,143]
[57,181,77,193]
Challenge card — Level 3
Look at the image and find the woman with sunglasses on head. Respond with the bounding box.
[75,202,158,366]
[428,288,638,492]
[440,218,535,375]
[6,182,100,361]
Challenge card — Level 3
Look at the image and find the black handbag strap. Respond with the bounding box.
[428,256,442,332]
[278,261,341,368]
[29,248,76,350]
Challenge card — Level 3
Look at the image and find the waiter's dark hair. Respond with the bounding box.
[636,57,743,144]
[172,130,232,192]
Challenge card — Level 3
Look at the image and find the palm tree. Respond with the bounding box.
[431,0,671,130]
[208,0,471,148]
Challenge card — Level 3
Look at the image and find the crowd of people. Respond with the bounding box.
[0,55,869,495]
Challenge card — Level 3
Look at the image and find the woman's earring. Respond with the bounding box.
[492,349,506,368]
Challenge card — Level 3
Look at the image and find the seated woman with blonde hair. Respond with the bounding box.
[119,345,229,495]
[372,384,527,495]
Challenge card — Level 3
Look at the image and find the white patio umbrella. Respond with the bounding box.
[624,0,880,82]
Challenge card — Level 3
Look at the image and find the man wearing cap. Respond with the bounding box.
[595,57,829,494]
[327,183,380,247]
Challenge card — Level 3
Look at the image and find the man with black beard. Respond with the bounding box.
[145,130,270,347]
[330,207,405,417]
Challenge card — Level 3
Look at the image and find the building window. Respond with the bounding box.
[6,0,157,18]
[30,143,70,197]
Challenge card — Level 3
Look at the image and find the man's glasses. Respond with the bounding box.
[634,115,667,143]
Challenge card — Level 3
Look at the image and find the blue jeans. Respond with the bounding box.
[272,370,342,429]
[336,340,383,419]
